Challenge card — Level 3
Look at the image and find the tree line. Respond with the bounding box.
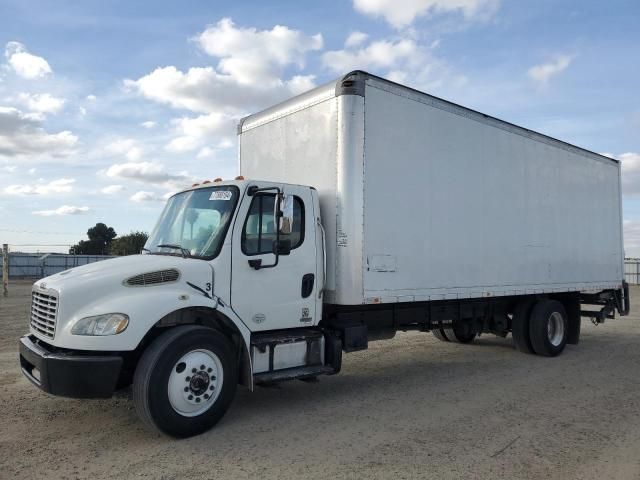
[70,223,148,256]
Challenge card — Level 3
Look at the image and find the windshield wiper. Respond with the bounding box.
[156,244,190,258]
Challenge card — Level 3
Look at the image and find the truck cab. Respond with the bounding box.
[20,178,336,438]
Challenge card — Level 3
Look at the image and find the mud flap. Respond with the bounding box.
[564,297,581,345]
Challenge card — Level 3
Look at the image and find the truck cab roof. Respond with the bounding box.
[173,178,310,199]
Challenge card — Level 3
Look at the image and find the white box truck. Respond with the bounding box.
[19,71,629,437]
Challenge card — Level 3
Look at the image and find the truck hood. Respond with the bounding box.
[30,254,217,349]
[34,254,211,293]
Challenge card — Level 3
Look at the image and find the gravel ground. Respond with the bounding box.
[1,280,639,480]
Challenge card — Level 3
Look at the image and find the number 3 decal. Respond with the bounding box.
[206,283,211,292]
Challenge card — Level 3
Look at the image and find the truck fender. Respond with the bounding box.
[134,298,254,390]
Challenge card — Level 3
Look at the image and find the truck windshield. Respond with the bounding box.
[144,186,240,259]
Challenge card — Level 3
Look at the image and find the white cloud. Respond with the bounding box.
[196,147,215,159]
[352,0,500,28]
[101,184,125,194]
[106,161,189,188]
[323,35,466,92]
[32,205,89,216]
[86,94,97,101]
[604,152,640,196]
[4,177,75,195]
[528,55,573,87]
[126,147,143,161]
[3,165,17,173]
[130,190,161,202]
[0,107,77,158]
[125,66,317,115]
[15,92,65,114]
[166,112,236,153]
[105,138,144,161]
[286,75,317,95]
[195,18,322,86]
[141,120,156,129]
[125,18,322,114]
[345,31,369,48]
[324,38,418,73]
[4,41,52,79]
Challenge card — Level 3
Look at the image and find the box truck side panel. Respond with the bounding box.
[362,82,623,301]
[239,95,340,296]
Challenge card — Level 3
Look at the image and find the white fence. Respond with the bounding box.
[625,259,640,285]
[0,253,114,279]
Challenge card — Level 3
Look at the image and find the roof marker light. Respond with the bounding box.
[202,180,211,184]
[214,178,223,182]
[235,175,245,180]
[192,183,199,187]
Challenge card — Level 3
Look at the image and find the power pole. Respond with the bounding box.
[2,244,8,296]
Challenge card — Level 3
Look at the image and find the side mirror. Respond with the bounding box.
[273,239,292,256]
[275,194,294,235]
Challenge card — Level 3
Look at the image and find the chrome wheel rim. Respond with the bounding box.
[167,349,223,417]
[547,312,565,347]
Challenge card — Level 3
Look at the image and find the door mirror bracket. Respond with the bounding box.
[248,259,263,270]
[246,186,294,270]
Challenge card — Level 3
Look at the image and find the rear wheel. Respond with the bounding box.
[512,298,536,354]
[529,299,568,357]
[444,326,476,344]
[133,325,238,438]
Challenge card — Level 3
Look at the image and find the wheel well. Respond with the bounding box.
[508,293,580,345]
[120,307,251,390]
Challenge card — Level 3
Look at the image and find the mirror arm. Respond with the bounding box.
[245,185,284,270]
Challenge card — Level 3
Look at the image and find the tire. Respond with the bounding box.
[133,325,238,438]
[529,299,568,357]
[444,326,476,344]
[512,298,536,354]
[432,328,449,342]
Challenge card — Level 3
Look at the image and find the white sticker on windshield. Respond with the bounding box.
[210,191,232,201]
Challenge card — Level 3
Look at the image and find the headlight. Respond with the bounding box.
[71,313,129,336]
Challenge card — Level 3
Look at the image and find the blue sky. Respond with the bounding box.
[1,0,639,253]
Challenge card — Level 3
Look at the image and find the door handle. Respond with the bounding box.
[301,273,315,298]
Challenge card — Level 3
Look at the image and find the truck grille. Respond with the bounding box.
[30,290,58,339]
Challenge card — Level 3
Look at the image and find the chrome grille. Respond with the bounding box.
[125,269,180,286]
[30,290,58,339]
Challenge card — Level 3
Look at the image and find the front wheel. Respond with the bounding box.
[133,325,238,438]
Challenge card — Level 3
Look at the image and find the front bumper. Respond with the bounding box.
[19,335,123,399]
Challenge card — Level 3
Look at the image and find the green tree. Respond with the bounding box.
[71,223,117,255]
[110,231,149,256]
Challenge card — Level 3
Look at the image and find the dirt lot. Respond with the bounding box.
[1,280,639,479]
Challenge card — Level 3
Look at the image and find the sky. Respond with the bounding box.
[0,0,639,254]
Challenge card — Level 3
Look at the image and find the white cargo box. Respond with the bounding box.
[239,71,624,306]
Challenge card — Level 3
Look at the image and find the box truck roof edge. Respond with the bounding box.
[238,70,618,167]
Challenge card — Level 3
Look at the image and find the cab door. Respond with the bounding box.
[231,184,318,331]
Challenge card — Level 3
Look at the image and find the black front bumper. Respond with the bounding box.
[19,335,123,399]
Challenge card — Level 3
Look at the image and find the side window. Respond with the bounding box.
[242,194,305,256]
